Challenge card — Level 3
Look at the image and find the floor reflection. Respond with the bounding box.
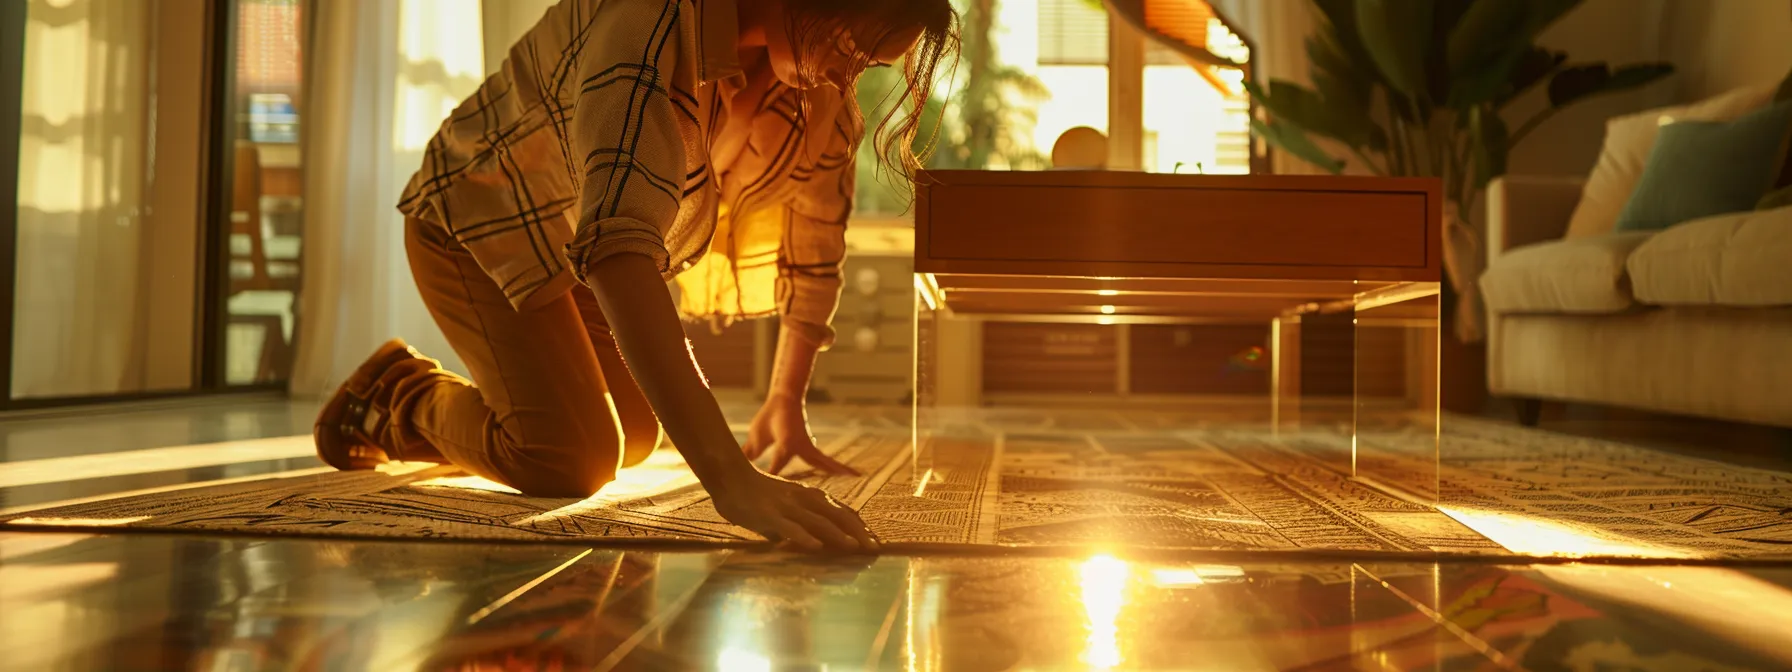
[1078,554,1128,670]
[3,532,1787,671]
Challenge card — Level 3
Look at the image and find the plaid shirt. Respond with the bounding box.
[397,0,856,345]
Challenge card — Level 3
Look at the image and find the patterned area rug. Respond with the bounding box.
[1380,418,1792,557]
[5,410,1789,559]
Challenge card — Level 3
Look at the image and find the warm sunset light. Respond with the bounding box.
[1080,554,1130,670]
[4,0,1780,668]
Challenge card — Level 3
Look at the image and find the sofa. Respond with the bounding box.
[1479,84,1792,428]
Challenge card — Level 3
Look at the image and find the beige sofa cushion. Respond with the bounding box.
[1627,206,1792,306]
[1481,233,1654,314]
[1564,85,1777,240]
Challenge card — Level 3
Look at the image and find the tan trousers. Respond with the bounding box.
[390,216,662,497]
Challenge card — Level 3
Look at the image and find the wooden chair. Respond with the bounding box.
[229,142,299,382]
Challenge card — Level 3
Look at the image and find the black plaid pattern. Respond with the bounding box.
[396,0,858,340]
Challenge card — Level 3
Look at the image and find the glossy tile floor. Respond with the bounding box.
[0,396,318,461]
[7,532,1792,671]
[0,397,322,513]
[4,397,1792,670]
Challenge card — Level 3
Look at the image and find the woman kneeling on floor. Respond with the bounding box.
[313,0,957,552]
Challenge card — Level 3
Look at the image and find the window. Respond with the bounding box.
[851,0,1252,219]
[1031,0,1111,168]
[1142,16,1250,175]
[1037,0,1108,66]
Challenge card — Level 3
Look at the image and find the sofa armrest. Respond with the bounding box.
[1486,176,1584,261]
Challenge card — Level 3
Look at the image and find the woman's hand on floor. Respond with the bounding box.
[711,470,880,552]
[741,394,860,477]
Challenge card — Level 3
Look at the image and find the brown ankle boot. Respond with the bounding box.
[314,338,437,470]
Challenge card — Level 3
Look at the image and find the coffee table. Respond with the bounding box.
[911,170,1445,500]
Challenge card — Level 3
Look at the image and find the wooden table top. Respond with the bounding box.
[913,171,1443,321]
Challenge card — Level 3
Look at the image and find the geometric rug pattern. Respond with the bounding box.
[5,409,1789,559]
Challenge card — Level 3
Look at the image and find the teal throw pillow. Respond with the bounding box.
[1613,101,1792,232]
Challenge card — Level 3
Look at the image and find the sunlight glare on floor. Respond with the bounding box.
[1146,567,1204,587]
[413,449,697,503]
[1439,498,1792,665]
[1532,563,1792,666]
[600,449,698,497]
[715,579,777,672]
[6,516,150,528]
[0,563,121,602]
[1434,505,1690,558]
[1079,554,1130,670]
[411,475,522,494]
[1147,564,1245,588]
[716,648,773,672]
[375,461,442,476]
[913,467,936,497]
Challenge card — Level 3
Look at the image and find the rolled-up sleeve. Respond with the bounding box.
[775,109,859,349]
[563,0,688,285]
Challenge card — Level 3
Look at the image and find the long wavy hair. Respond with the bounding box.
[780,0,959,181]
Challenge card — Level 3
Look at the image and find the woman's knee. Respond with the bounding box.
[500,423,624,498]
[512,451,619,498]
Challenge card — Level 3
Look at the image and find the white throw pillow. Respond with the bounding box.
[1563,85,1777,239]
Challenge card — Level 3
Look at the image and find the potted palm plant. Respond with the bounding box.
[1247,0,1671,336]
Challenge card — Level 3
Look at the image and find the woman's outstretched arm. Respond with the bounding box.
[558,0,875,553]
[587,253,878,552]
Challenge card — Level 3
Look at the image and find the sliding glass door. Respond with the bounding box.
[0,0,301,408]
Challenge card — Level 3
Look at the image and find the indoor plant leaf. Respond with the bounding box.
[1519,0,1583,36]
[1310,0,1370,60]
[1546,62,1675,108]
[1310,0,1357,31]
[1354,0,1433,103]
[1497,48,1568,107]
[1310,0,1389,96]
[1302,2,1390,151]
[1453,0,1580,65]
[1425,0,1475,105]
[1306,32,1373,110]
[1447,0,1581,103]
[1244,79,1380,150]
[1447,44,1533,108]
[1306,66,1391,151]
[1250,118,1346,174]
[1444,0,1528,78]
[1468,105,1509,192]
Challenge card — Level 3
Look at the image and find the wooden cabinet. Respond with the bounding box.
[814,255,915,403]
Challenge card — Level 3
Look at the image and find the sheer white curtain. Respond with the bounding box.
[290,0,488,396]
[11,0,154,398]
